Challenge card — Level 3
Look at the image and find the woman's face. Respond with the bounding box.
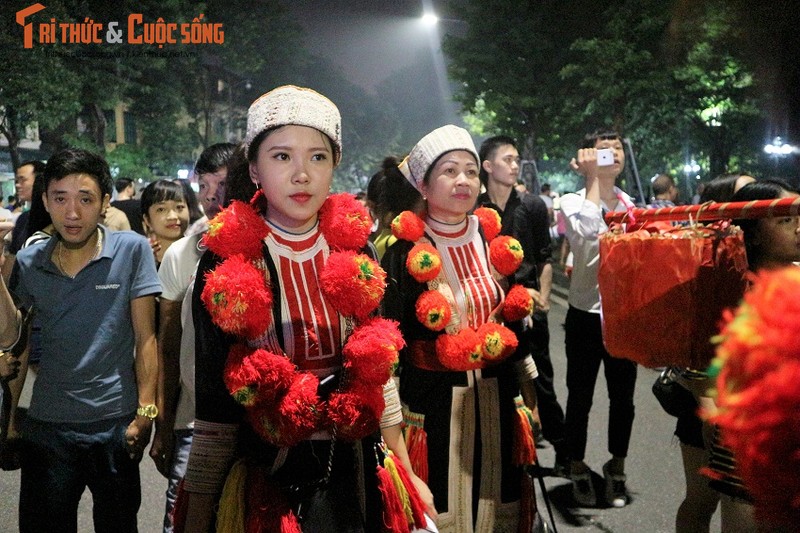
[754,190,800,268]
[145,199,189,241]
[420,150,480,224]
[249,125,334,233]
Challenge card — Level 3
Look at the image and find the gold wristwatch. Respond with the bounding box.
[136,404,159,420]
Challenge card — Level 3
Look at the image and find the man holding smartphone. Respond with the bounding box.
[559,130,638,508]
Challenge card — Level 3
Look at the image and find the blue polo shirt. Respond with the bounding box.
[11,226,161,423]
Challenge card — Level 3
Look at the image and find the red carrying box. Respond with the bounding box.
[598,223,748,369]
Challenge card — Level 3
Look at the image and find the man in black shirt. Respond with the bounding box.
[476,135,569,475]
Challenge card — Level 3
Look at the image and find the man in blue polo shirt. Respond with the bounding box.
[0,148,160,532]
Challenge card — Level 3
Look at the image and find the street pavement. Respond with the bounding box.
[0,268,720,532]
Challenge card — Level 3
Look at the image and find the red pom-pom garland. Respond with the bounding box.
[403,214,526,372]
[203,194,395,446]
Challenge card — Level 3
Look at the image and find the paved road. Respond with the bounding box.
[0,269,719,532]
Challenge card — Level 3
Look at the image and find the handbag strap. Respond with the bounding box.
[532,460,559,533]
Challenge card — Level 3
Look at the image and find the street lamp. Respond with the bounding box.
[421,12,438,26]
[683,159,701,201]
[763,137,797,156]
[764,137,798,172]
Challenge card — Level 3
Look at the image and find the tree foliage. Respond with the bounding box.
[444,0,766,188]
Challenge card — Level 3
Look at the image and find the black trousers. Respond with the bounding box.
[564,306,637,461]
[524,311,568,460]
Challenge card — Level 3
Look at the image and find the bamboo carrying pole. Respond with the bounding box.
[603,196,800,224]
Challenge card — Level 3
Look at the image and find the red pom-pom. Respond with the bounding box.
[343,318,404,387]
[415,290,452,331]
[248,372,321,447]
[320,251,386,319]
[489,235,524,276]
[318,193,373,251]
[391,211,426,242]
[503,284,534,322]
[477,322,518,361]
[202,201,270,260]
[474,207,502,241]
[435,328,483,371]
[327,384,384,440]
[201,255,273,339]
[709,267,800,527]
[406,243,442,282]
[223,344,296,406]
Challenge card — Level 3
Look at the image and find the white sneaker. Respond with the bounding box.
[603,461,628,508]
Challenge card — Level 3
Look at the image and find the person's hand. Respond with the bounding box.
[0,217,14,256]
[125,416,153,460]
[149,237,161,261]
[0,351,21,379]
[409,472,438,522]
[149,425,175,477]
[570,148,601,185]
[527,288,549,314]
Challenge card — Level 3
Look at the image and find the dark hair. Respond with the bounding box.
[18,160,47,178]
[540,182,551,192]
[478,135,517,185]
[225,144,258,207]
[579,129,621,149]
[731,178,798,269]
[246,126,339,166]
[175,179,203,223]
[27,166,52,237]
[700,174,752,203]
[114,177,134,194]
[367,157,421,229]
[140,180,187,223]
[651,174,675,196]
[195,143,237,176]
[44,149,113,199]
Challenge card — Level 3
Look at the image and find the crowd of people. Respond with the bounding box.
[0,83,797,533]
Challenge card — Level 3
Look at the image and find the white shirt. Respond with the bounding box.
[158,232,205,429]
[559,187,633,313]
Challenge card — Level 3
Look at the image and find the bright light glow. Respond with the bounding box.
[176,169,189,180]
[764,137,797,155]
[421,12,438,26]
[683,160,700,174]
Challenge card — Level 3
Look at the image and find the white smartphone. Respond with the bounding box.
[596,148,615,166]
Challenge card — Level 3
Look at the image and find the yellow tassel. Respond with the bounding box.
[216,459,247,533]
[384,453,414,525]
[513,396,537,466]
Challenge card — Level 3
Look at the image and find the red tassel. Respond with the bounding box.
[513,397,537,466]
[404,417,429,484]
[170,478,189,533]
[392,457,428,529]
[376,465,410,533]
